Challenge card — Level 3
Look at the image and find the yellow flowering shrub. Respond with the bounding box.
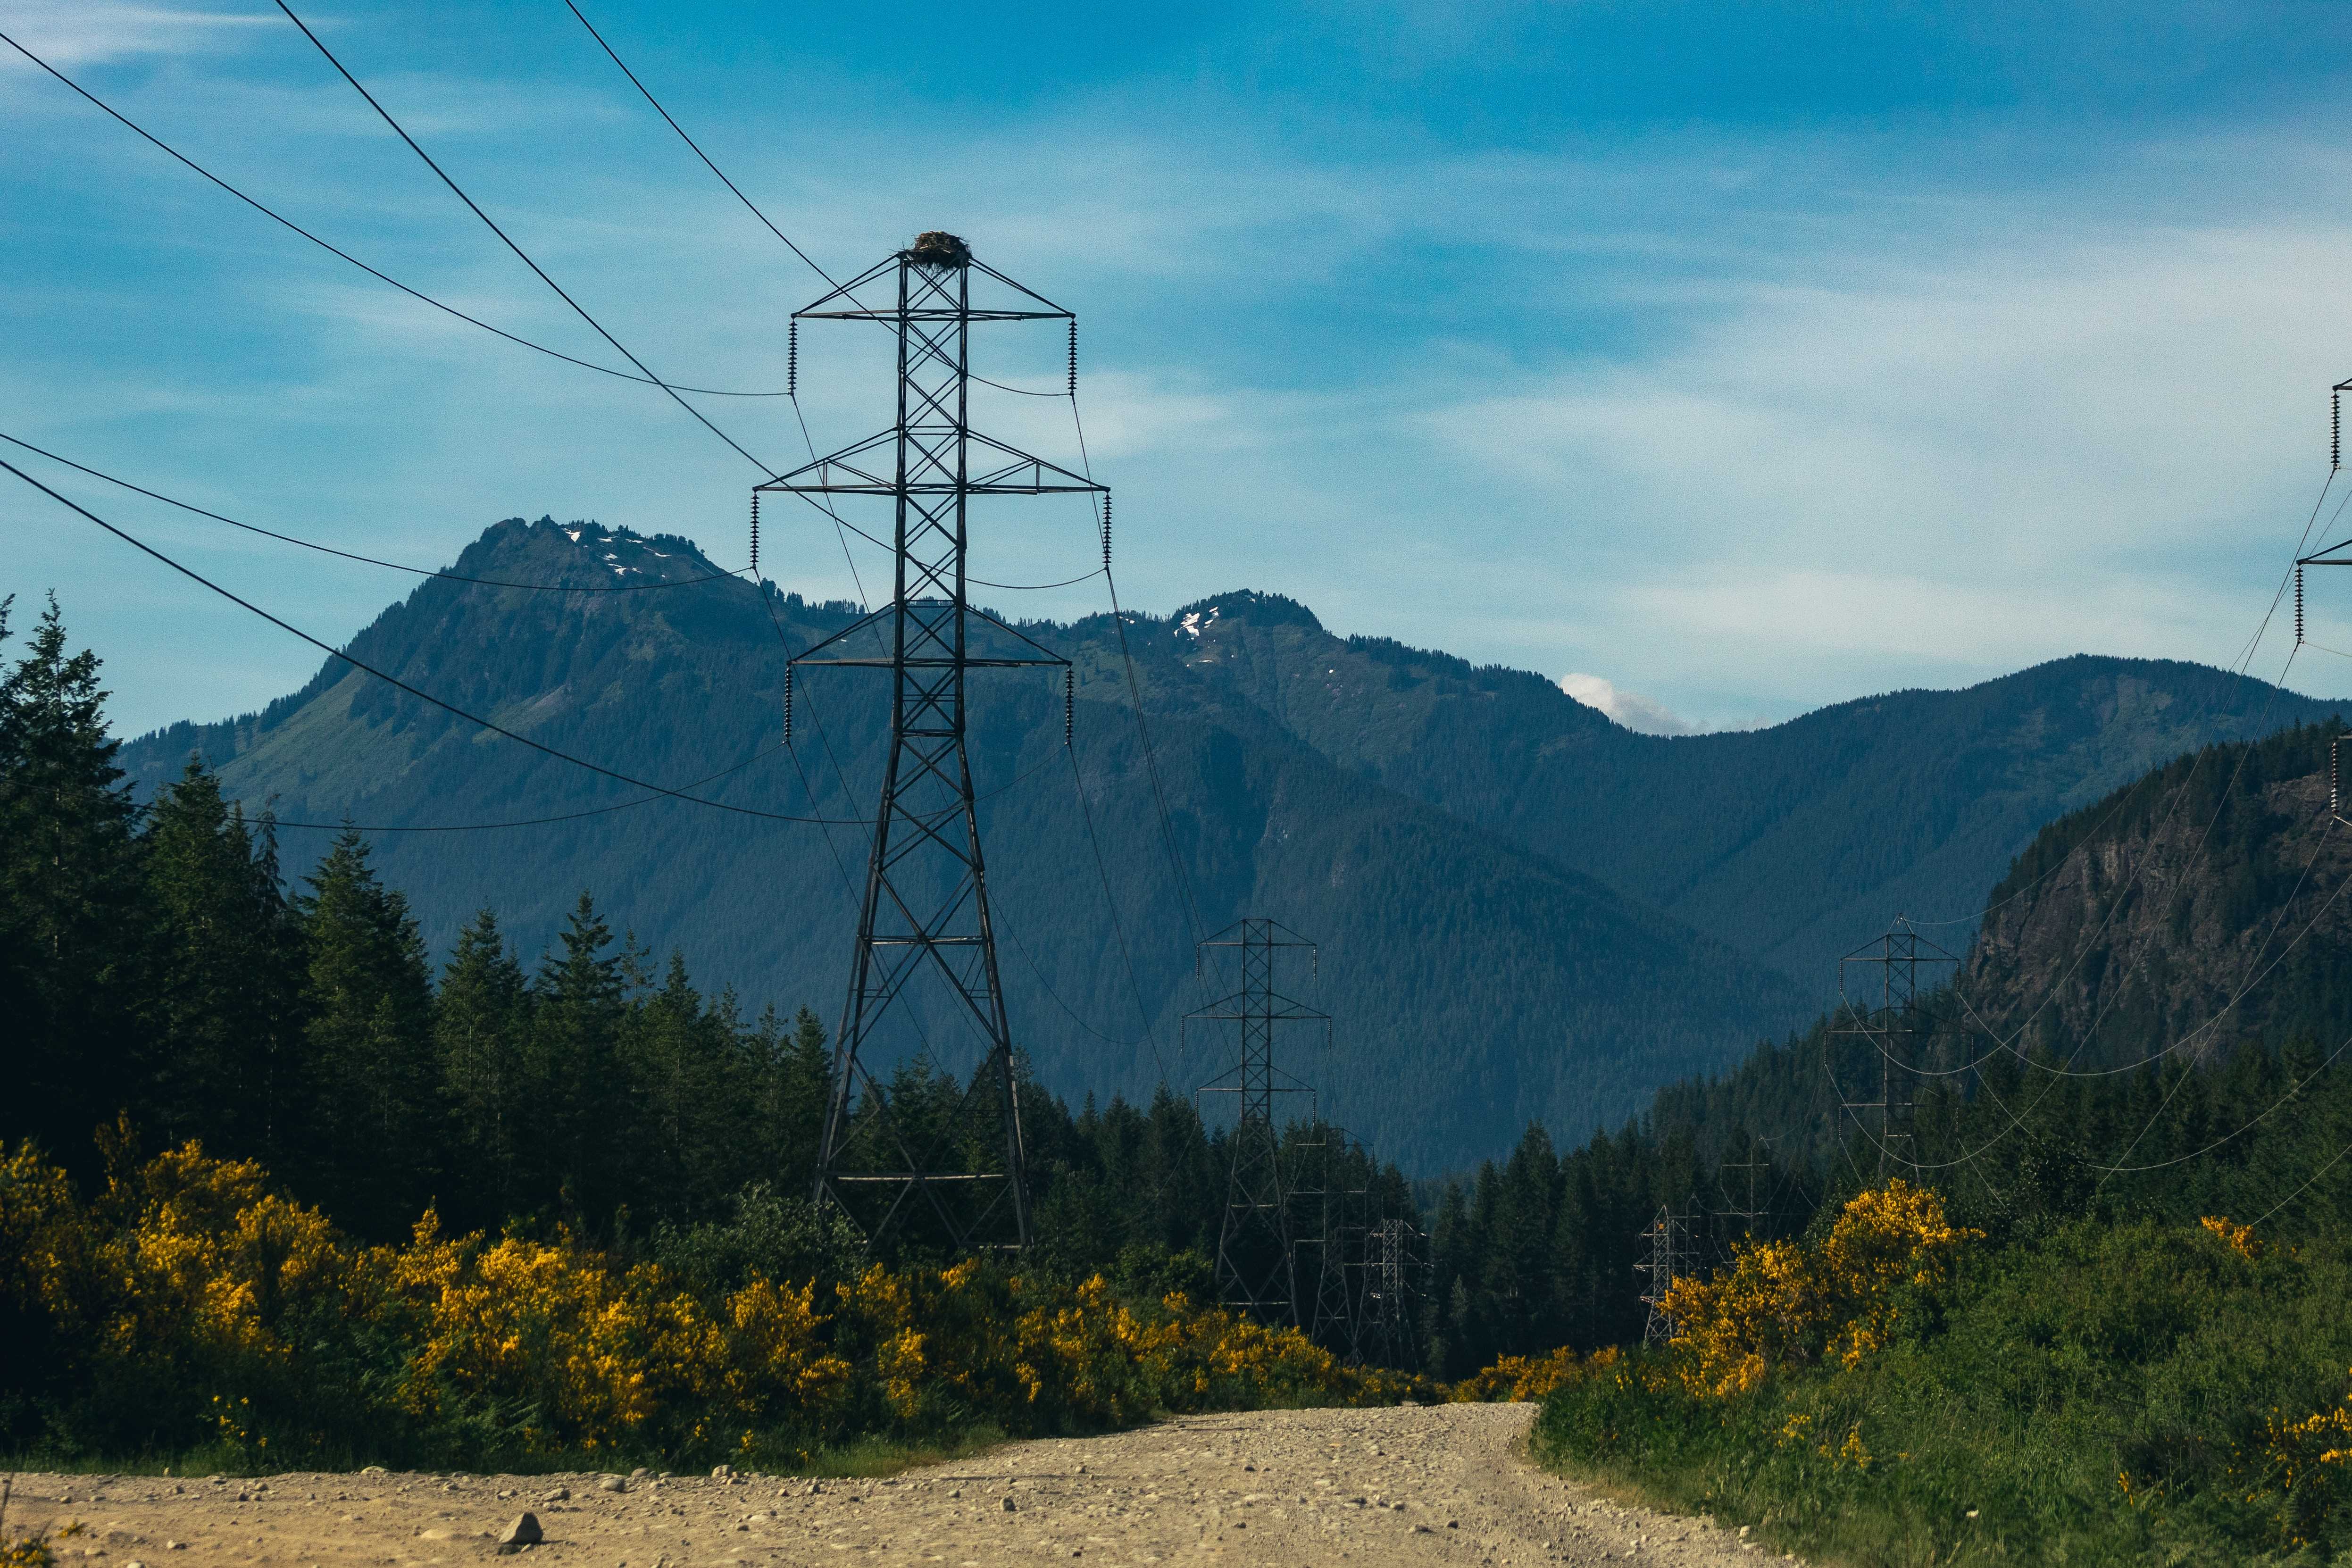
[2202,1215,2263,1261]
[727,1276,852,1415]
[0,1139,1436,1463]
[1449,1344,1603,1402]
[1661,1180,1978,1397]
[388,1215,735,1449]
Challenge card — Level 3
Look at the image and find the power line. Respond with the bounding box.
[2,455,859,826]
[1066,399,1208,946]
[271,0,775,473]
[267,748,776,832]
[0,430,748,594]
[1905,469,2344,931]
[560,0,841,292]
[0,28,788,400]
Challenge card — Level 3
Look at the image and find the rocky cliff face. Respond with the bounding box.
[1960,726,2352,1067]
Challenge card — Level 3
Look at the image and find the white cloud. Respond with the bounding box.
[1426,208,2352,706]
[1558,672,1708,734]
[0,1,268,71]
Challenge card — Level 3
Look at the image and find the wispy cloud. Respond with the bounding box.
[0,1,269,71]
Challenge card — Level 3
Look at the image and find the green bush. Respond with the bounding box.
[1535,1218,2352,1565]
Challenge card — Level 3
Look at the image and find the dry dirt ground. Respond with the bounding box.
[9,1403,1794,1568]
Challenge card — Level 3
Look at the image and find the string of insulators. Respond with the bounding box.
[749,492,760,578]
[2334,388,2341,472]
[1063,667,1074,748]
[2297,564,2306,647]
[783,664,793,745]
[788,320,799,398]
[1101,491,1112,571]
[1067,320,1077,396]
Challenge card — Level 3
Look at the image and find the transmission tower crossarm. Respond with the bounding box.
[764,429,1107,496]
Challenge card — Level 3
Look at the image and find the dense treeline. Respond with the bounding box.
[1426,724,2352,1378]
[0,596,1410,1288]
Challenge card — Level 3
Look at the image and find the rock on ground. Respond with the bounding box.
[5,1403,1791,1565]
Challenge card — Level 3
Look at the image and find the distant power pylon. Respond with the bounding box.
[1832,917,1958,1177]
[772,232,1104,1252]
[1715,1131,1772,1243]
[1356,1207,1426,1370]
[1635,1204,1693,1347]
[1190,918,1331,1324]
[1308,1126,1371,1360]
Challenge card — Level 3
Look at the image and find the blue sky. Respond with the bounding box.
[7,0,2352,736]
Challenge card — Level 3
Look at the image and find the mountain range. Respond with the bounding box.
[119,517,2352,1170]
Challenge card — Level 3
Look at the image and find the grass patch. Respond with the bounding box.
[1529,1218,2352,1566]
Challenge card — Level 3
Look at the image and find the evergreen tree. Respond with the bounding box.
[434,907,531,1232]
[532,892,631,1223]
[297,827,435,1234]
[144,757,302,1164]
[0,597,147,1168]
[625,950,745,1220]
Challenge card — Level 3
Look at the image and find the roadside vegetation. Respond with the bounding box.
[1,1134,1438,1473]
[1532,1184,2352,1564]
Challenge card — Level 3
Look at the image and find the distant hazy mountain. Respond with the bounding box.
[1112,591,2352,994]
[120,518,2351,1170]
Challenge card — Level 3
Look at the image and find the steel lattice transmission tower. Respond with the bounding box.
[1189,918,1330,1324]
[1832,917,1958,1177]
[1356,1208,1426,1370]
[1307,1125,1370,1360]
[765,232,1103,1252]
[1635,1204,1692,1347]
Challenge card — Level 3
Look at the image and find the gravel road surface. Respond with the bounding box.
[8,1403,1789,1566]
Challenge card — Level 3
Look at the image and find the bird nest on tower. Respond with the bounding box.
[909,230,972,268]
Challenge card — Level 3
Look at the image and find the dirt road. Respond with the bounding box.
[9,1403,1785,1566]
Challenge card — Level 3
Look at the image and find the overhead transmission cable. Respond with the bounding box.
[1836,458,2350,1180]
[268,749,776,833]
[1902,468,2344,932]
[0,431,747,594]
[561,6,1097,605]
[270,0,776,473]
[560,1,842,293]
[1,456,863,826]
[0,29,787,400]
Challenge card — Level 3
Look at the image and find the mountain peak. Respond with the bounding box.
[445,516,726,587]
[1168,590,1324,638]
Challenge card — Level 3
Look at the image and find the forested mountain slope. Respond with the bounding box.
[1104,593,2352,995]
[1613,721,2352,1177]
[121,517,1807,1171]
[1959,720,2352,1066]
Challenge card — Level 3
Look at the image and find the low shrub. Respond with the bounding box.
[0,1138,1434,1470]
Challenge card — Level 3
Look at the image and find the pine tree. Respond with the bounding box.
[625,950,745,1220]
[434,907,531,1232]
[0,597,149,1168]
[144,756,303,1164]
[297,827,435,1234]
[532,891,632,1223]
